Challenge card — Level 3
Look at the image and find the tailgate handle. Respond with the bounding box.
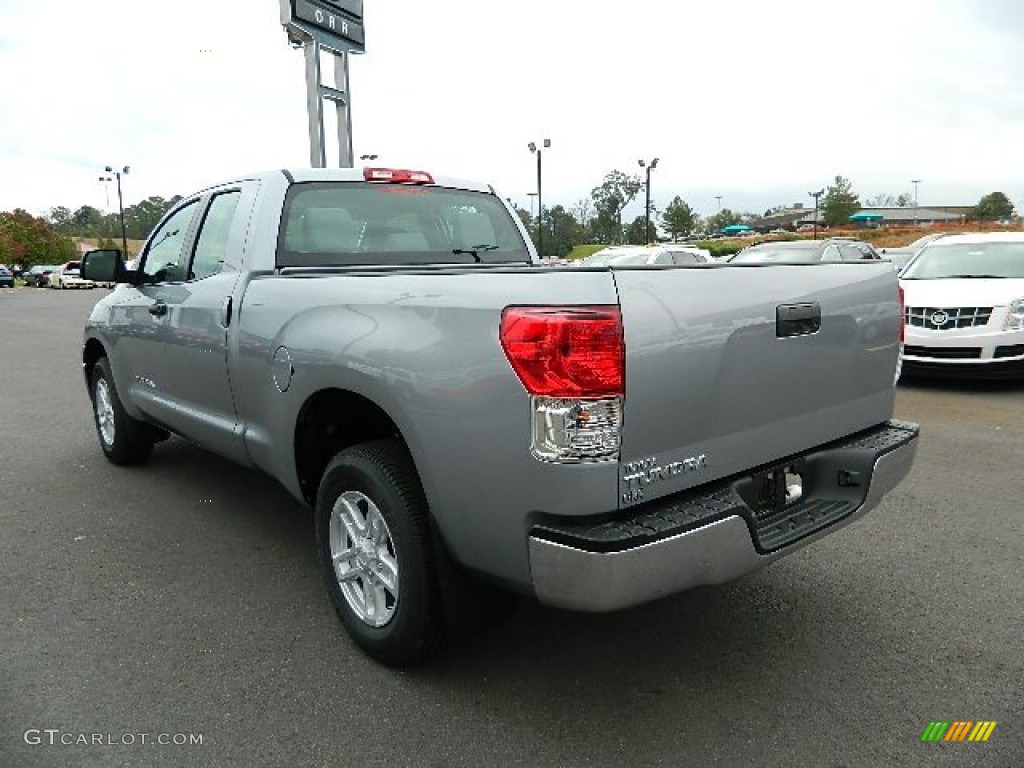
[776,302,820,337]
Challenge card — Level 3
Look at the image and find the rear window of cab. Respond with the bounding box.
[277,182,530,268]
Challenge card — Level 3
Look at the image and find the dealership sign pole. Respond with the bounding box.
[279,0,366,168]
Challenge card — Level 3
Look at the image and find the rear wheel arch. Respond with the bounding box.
[294,388,416,507]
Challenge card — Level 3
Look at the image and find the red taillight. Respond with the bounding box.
[362,167,434,184]
[499,306,624,398]
[898,284,905,343]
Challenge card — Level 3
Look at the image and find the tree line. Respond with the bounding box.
[0,196,183,268]
[2,177,1017,267]
[515,169,761,258]
[805,176,1016,229]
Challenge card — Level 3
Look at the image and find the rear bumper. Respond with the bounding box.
[528,420,918,612]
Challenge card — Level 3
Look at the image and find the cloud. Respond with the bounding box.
[1,0,1021,218]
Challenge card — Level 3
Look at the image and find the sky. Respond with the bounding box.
[1,0,1022,222]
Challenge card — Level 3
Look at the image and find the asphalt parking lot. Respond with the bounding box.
[2,287,1021,767]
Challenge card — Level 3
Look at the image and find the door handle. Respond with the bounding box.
[776,302,821,337]
[148,300,168,317]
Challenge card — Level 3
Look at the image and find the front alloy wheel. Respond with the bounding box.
[89,357,154,465]
[94,376,116,448]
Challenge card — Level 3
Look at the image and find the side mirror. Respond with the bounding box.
[81,249,130,284]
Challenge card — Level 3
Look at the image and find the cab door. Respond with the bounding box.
[149,184,255,464]
[106,198,203,422]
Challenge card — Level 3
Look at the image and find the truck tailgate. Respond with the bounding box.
[614,263,901,508]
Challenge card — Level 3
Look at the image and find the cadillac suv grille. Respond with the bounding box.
[905,306,992,330]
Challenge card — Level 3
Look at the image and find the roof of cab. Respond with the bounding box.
[282,167,494,193]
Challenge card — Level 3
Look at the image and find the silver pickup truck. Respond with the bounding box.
[81,167,918,665]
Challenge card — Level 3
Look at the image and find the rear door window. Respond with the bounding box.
[278,183,530,267]
[189,191,241,281]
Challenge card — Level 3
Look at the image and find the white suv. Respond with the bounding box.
[900,232,1024,377]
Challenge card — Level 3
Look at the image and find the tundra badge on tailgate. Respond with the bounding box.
[621,454,708,504]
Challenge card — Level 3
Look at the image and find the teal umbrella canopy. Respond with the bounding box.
[849,211,883,221]
[721,224,753,233]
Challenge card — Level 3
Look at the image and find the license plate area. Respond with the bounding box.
[737,462,806,520]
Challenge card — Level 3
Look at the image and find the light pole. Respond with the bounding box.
[526,192,538,220]
[911,179,922,226]
[528,139,550,256]
[715,195,723,211]
[639,158,659,244]
[105,165,130,258]
[98,175,112,212]
[809,189,824,240]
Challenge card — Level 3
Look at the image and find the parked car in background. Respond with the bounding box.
[833,239,883,260]
[23,265,56,287]
[728,238,881,263]
[49,261,95,289]
[880,233,957,273]
[900,232,1024,378]
[0,266,14,288]
[580,244,712,266]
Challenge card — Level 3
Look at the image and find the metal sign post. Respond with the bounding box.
[279,0,365,168]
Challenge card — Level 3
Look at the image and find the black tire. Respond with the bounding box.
[90,357,154,465]
[315,440,445,666]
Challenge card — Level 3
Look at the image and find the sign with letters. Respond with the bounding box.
[281,0,365,53]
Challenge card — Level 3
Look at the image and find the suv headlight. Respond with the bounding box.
[1004,298,1024,331]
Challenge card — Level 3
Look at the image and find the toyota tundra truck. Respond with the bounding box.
[81,167,918,665]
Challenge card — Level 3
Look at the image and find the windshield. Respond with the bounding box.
[581,249,658,266]
[908,234,943,249]
[901,242,1024,279]
[729,246,819,263]
[277,182,530,267]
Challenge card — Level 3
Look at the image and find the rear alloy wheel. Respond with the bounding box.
[330,490,400,627]
[90,357,154,465]
[315,440,445,666]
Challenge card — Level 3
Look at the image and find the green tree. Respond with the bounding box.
[539,205,581,258]
[68,205,106,236]
[866,192,914,207]
[124,196,181,239]
[705,208,742,234]
[624,215,649,245]
[821,175,861,226]
[661,196,698,240]
[972,191,1015,221]
[47,206,74,234]
[0,209,77,267]
[570,198,594,242]
[590,170,642,245]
